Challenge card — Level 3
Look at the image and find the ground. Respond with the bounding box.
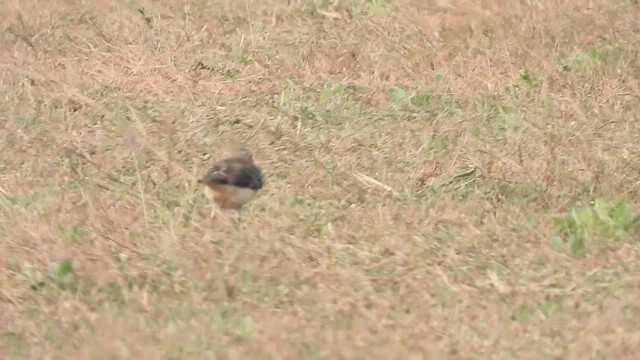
[1,0,640,359]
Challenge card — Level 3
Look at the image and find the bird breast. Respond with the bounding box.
[204,184,258,209]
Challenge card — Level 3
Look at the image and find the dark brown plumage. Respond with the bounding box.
[198,151,263,219]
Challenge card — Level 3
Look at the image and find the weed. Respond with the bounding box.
[552,198,640,255]
[48,258,77,290]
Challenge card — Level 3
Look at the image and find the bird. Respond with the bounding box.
[198,150,263,220]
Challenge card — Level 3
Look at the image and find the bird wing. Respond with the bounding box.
[199,157,263,190]
[233,165,263,190]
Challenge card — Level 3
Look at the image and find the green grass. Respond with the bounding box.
[1,0,640,359]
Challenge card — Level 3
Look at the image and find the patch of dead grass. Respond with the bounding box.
[1,0,640,359]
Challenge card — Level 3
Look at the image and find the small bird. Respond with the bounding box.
[198,150,263,220]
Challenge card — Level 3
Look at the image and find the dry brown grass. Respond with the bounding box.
[2,0,640,358]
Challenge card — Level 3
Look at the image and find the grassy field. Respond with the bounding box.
[1,0,640,358]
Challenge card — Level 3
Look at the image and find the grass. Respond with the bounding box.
[1,0,640,358]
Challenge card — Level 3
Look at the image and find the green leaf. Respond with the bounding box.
[386,86,406,103]
[569,235,585,256]
[48,258,76,289]
[410,92,432,107]
[421,133,449,155]
[540,299,564,318]
[320,87,333,103]
[240,269,253,287]
[552,198,639,253]
[549,236,566,252]
[370,0,386,13]
[235,316,254,337]
[279,89,292,107]
[421,133,432,152]
[629,213,640,231]
[572,206,594,228]
[610,198,630,225]
[511,303,536,322]
[54,223,86,243]
[593,198,614,226]
[15,195,30,208]
[212,307,226,331]
[553,216,576,235]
